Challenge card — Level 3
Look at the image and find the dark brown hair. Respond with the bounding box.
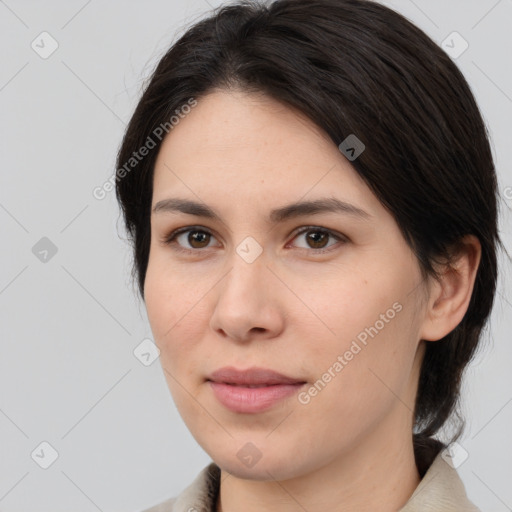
[115,0,501,469]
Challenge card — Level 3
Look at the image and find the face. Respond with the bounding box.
[145,89,430,481]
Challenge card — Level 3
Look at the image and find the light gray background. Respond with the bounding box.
[1,0,511,511]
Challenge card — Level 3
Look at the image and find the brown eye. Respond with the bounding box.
[163,226,218,252]
[290,227,346,253]
[187,230,211,248]
[305,230,329,249]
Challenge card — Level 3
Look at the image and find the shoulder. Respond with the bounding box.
[140,462,221,512]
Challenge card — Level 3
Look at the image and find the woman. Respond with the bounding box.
[115,0,501,510]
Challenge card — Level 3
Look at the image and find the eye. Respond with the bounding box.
[162,225,347,255]
[162,226,219,253]
[288,226,346,253]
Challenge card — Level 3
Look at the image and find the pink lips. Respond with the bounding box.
[207,366,306,413]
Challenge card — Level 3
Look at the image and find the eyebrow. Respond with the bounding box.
[152,197,371,223]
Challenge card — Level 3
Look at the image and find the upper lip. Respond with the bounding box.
[208,366,305,386]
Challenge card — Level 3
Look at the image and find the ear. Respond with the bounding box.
[419,235,481,342]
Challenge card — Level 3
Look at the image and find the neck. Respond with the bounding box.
[216,414,421,512]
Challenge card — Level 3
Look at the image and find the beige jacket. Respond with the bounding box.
[142,452,480,512]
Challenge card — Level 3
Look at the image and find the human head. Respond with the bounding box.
[115,0,500,470]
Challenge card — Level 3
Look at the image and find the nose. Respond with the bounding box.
[209,252,285,344]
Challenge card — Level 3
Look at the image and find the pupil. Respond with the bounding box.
[308,231,327,248]
[190,231,209,248]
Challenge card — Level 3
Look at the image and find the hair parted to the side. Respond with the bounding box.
[115,0,501,470]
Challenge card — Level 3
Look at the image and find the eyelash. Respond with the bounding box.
[161,225,347,256]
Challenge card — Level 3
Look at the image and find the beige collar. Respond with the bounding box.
[398,452,480,511]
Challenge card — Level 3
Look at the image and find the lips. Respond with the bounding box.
[207,366,305,386]
[207,367,306,413]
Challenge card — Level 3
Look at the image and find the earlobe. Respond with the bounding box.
[419,235,481,342]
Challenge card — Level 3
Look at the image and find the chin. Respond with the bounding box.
[204,440,310,482]
[216,456,295,481]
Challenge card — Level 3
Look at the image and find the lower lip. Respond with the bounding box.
[208,381,305,413]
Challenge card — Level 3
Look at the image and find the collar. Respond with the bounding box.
[147,451,479,512]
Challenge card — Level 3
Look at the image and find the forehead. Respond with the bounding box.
[151,89,378,215]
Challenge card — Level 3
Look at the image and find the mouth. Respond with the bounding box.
[206,366,307,413]
[220,383,282,388]
[207,366,306,386]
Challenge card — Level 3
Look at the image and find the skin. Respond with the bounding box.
[144,88,481,512]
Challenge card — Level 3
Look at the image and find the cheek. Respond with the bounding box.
[144,268,210,413]
[292,264,401,353]
[295,262,421,406]
[144,258,208,365]
[294,304,420,453]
